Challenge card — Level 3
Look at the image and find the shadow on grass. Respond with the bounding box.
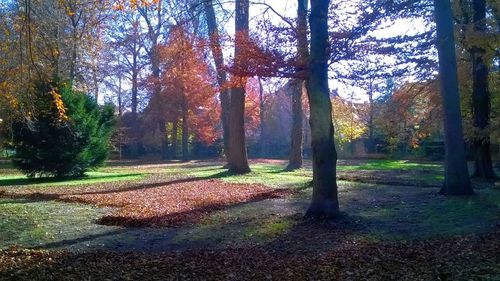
[96,188,293,228]
[0,173,144,187]
[30,229,129,250]
[58,170,237,196]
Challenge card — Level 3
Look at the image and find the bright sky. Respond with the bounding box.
[221,1,431,102]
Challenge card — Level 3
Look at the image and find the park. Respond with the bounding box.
[0,0,499,280]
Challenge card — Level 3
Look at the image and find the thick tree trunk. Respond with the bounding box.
[433,0,473,195]
[203,0,231,162]
[287,80,304,170]
[470,0,497,180]
[182,99,189,161]
[305,0,340,218]
[227,0,251,174]
[286,0,309,171]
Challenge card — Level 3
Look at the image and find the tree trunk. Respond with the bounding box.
[305,0,340,218]
[367,82,375,153]
[258,77,266,157]
[287,80,304,170]
[286,0,309,171]
[470,0,497,180]
[182,98,189,161]
[159,120,168,160]
[203,0,231,162]
[118,76,123,160]
[131,55,138,117]
[172,119,178,159]
[227,0,251,174]
[433,0,473,195]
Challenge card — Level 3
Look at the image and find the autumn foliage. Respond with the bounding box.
[147,27,219,145]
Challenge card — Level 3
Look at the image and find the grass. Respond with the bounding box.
[356,188,500,240]
[337,159,442,171]
[1,158,496,251]
[0,198,110,249]
[419,189,500,236]
[163,163,312,188]
[0,171,146,187]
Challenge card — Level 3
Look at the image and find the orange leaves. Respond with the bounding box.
[54,179,290,227]
[153,26,219,144]
[50,88,69,122]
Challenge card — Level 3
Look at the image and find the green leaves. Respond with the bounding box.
[8,79,116,178]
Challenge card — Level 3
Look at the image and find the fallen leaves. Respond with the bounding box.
[0,229,499,280]
[2,178,294,227]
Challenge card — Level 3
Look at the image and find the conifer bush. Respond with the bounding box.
[7,79,115,177]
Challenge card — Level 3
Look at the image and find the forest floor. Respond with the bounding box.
[0,159,499,280]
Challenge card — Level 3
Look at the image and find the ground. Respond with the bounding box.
[0,159,499,280]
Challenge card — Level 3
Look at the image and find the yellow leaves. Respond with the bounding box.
[113,0,160,10]
[331,96,367,143]
[50,88,68,122]
[0,81,19,110]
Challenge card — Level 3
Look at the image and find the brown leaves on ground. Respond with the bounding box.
[3,178,294,227]
[1,228,499,281]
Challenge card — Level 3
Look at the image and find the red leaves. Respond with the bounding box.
[53,179,292,227]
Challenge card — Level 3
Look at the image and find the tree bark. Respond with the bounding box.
[203,0,231,162]
[470,0,497,180]
[305,0,340,218]
[182,98,189,161]
[433,0,474,195]
[118,76,123,160]
[227,0,251,174]
[131,54,138,117]
[287,80,304,170]
[258,77,266,157]
[286,0,309,171]
[172,119,178,159]
[159,120,168,159]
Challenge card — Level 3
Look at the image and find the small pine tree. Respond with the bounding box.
[8,79,115,177]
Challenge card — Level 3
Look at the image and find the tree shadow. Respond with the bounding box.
[28,229,130,250]
[0,173,145,187]
[94,188,294,228]
[63,170,236,196]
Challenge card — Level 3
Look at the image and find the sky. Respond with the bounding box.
[220,0,431,102]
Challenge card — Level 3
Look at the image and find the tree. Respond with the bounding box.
[331,95,367,155]
[468,0,497,180]
[227,0,251,174]
[6,79,115,177]
[203,0,231,163]
[151,26,218,160]
[286,0,308,171]
[433,0,473,195]
[305,0,340,218]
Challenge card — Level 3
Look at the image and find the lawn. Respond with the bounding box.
[0,159,498,280]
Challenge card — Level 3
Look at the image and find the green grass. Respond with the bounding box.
[357,188,500,239]
[338,159,442,172]
[419,189,500,236]
[0,171,146,187]
[0,198,110,249]
[161,160,444,189]
[163,163,312,188]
